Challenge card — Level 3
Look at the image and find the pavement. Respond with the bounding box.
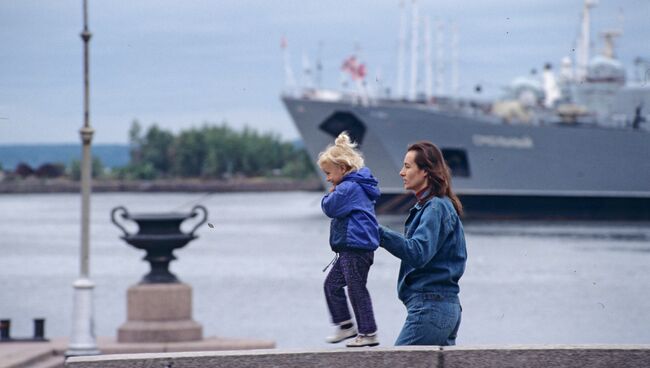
[0,336,275,368]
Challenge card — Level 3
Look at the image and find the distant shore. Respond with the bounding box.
[0,177,323,194]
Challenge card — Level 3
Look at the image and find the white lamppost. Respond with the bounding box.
[66,0,99,357]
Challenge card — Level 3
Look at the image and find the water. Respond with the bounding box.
[1,192,649,348]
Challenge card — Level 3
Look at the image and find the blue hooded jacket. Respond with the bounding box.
[321,167,381,252]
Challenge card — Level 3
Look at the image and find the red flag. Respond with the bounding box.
[341,56,367,81]
[355,63,366,80]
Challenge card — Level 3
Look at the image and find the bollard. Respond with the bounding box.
[0,320,10,340]
[33,319,45,340]
[0,319,48,343]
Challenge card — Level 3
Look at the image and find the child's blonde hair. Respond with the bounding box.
[317,132,364,173]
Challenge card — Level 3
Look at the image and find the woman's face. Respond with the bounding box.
[400,150,428,192]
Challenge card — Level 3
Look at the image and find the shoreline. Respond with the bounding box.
[0,177,323,194]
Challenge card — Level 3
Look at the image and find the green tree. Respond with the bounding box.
[141,124,174,175]
[172,128,206,177]
[281,148,316,178]
[128,120,144,163]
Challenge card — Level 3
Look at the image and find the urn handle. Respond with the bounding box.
[111,206,131,237]
[187,205,208,236]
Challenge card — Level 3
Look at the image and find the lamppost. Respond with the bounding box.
[66,0,99,357]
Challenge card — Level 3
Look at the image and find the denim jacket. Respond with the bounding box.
[321,167,380,252]
[379,196,467,303]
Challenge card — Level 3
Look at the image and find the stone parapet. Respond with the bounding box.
[443,345,650,368]
[66,345,650,368]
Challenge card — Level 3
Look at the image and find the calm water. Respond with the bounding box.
[1,192,649,348]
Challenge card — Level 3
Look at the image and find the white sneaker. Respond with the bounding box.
[346,333,379,347]
[325,324,357,344]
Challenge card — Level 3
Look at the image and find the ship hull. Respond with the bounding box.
[282,96,650,219]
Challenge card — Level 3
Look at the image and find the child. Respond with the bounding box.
[317,132,380,348]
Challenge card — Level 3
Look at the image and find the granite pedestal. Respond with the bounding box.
[117,283,202,343]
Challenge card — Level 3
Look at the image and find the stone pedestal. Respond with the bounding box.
[117,283,202,343]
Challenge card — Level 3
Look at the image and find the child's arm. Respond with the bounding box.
[379,206,442,268]
[321,183,353,218]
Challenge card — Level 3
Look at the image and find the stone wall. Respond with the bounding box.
[66,345,650,368]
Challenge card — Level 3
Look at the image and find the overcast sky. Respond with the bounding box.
[1,0,648,144]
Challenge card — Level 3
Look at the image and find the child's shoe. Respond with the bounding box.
[346,333,379,347]
[325,321,357,343]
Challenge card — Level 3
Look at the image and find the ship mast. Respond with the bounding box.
[435,20,445,96]
[316,41,323,89]
[301,52,313,89]
[451,22,459,98]
[281,36,296,94]
[409,0,419,100]
[576,0,598,81]
[424,16,433,100]
[397,0,407,98]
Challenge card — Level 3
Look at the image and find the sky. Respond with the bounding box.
[0,0,648,144]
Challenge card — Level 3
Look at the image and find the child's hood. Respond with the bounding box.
[342,167,380,201]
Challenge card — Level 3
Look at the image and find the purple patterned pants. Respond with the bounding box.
[324,250,377,334]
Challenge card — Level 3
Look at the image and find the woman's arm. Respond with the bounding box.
[379,207,442,268]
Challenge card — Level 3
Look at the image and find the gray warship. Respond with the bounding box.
[281,1,650,219]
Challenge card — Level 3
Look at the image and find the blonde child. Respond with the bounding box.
[318,132,380,347]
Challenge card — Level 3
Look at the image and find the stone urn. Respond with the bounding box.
[111,205,208,343]
[111,205,207,284]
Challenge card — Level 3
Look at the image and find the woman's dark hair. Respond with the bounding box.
[407,141,463,216]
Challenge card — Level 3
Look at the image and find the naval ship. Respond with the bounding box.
[281,1,650,219]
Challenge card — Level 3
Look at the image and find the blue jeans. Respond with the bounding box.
[395,293,461,346]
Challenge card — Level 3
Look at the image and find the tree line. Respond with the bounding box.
[0,122,316,181]
[113,121,315,180]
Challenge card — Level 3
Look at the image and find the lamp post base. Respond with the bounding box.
[65,346,101,358]
[66,278,99,357]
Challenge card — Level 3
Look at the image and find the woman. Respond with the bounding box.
[379,141,467,346]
